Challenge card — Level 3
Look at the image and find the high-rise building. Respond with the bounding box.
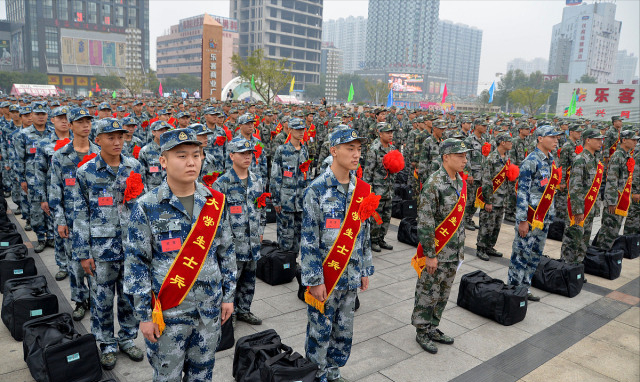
[612,50,638,84]
[434,20,482,98]
[507,58,549,75]
[548,2,621,83]
[5,0,150,95]
[230,0,323,90]
[157,14,239,89]
[365,0,439,72]
[320,42,342,103]
[322,16,366,74]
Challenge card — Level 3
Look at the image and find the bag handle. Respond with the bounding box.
[263,347,294,368]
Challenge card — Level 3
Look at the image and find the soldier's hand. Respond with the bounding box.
[425,256,438,275]
[41,202,50,216]
[221,302,234,324]
[608,205,616,214]
[4,166,9,171]
[274,205,282,214]
[518,221,529,238]
[360,276,369,292]
[574,214,585,224]
[558,183,566,191]
[309,284,327,302]
[140,321,160,343]
[21,182,27,193]
[81,258,96,276]
[467,176,474,184]
[632,194,640,203]
[58,225,69,238]
[485,204,493,213]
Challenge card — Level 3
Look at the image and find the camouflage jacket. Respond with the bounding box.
[558,138,580,181]
[511,136,529,166]
[73,153,144,261]
[603,127,620,160]
[300,167,374,290]
[14,125,54,186]
[464,133,487,181]
[515,148,557,224]
[122,136,144,158]
[632,143,640,196]
[270,142,309,211]
[604,147,633,207]
[417,167,466,262]
[205,124,230,174]
[417,135,443,184]
[124,180,236,323]
[137,140,164,190]
[363,139,396,199]
[213,168,266,261]
[404,128,420,164]
[271,131,288,157]
[481,150,513,207]
[49,140,101,227]
[33,131,74,202]
[568,149,600,216]
[228,134,268,182]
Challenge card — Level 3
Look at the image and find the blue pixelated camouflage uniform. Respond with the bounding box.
[228,134,268,182]
[205,125,230,174]
[137,140,165,190]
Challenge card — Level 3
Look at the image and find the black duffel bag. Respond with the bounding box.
[216,317,234,352]
[394,184,410,201]
[257,241,296,286]
[391,197,403,219]
[402,200,418,218]
[546,218,565,241]
[295,264,305,302]
[233,329,283,382]
[22,313,102,382]
[0,230,24,247]
[265,201,277,224]
[457,270,528,326]
[612,235,640,259]
[583,246,624,280]
[2,275,59,340]
[397,217,418,247]
[0,221,17,233]
[0,247,36,291]
[531,256,584,298]
[0,243,28,256]
[259,348,318,382]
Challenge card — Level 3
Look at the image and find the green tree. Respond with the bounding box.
[231,49,292,104]
[509,87,551,115]
[162,74,201,94]
[476,89,491,111]
[0,71,22,93]
[577,74,597,83]
[146,69,160,94]
[364,79,390,105]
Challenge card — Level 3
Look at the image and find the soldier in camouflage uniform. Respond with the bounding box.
[476,133,513,261]
[124,128,236,382]
[301,128,373,382]
[463,119,488,231]
[417,120,446,185]
[138,121,170,190]
[624,141,640,235]
[603,116,623,165]
[505,125,533,222]
[508,125,563,301]
[121,117,144,158]
[74,118,145,369]
[174,110,191,129]
[560,128,605,264]
[270,116,290,157]
[270,118,309,254]
[9,106,30,218]
[555,124,583,223]
[595,129,638,250]
[0,101,12,196]
[202,107,230,174]
[413,138,470,354]
[213,137,266,326]
[229,113,268,182]
[363,122,396,252]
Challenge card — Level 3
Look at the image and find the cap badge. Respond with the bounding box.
[245,141,250,147]
[351,131,357,138]
[460,143,465,148]
[178,132,188,141]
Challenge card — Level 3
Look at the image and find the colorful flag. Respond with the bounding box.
[386,89,394,107]
[289,76,295,92]
[441,83,448,104]
[568,89,577,116]
[347,82,354,102]
[112,90,116,99]
[488,81,495,103]
[95,82,100,92]
[158,82,163,96]
[251,74,255,90]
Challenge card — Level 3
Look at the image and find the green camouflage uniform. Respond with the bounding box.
[363,137,396,246]
[463,133,487,226]
[556,137,580,222]
[624,143,640,235]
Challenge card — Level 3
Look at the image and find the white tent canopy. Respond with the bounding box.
[11,84,59,97]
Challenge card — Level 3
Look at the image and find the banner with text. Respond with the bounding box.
[556,83,639,123]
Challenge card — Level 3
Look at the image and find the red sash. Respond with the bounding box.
[615,169,633,217]
[304,178,371,314]
[151,187,225,335]
[526,163,561,230]
[567,161,603,227]
[412,180,467,277]
[474,160,509,209]
[609,138,619,158]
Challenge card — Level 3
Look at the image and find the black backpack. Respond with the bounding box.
[584,246,624,280]
[22,313,102,382]
[546,218,565,241]
[531,256,585,298]
[233,329,283,382]
[2,275,59,340]
[457,270,528,326]
[257,241,296,286]
[397,217,418,247]
[0,246,36,292]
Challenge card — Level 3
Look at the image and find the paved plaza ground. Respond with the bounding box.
[1,196,638,382]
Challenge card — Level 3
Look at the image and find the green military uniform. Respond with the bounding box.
[624,141,640,235]
[463,120,488,230]
[555,124,582,223]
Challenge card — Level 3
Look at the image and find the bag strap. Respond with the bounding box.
[263,347,294,368]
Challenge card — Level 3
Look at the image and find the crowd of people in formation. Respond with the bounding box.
[0,92,638,382]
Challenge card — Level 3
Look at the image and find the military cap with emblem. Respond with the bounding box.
[568,123,583,132]
[330,128,368,147]
[496,133,512,144]
[9,104,19,112]
[19,106,33,115]
[150,120,172,131]
[237,113,254,125]
[620,129,639,140]
[474,118,487,125]
[50,106,69,118]
[228,137,256,153]
[377,122,394,132]
[0,101,10,108]
[292,110,304,117]
[132,100,143,106]
[32,102,48,114]
[98,102,112,111]
[536,125,563,137]
[581,128,605,140]
[188,123,214,136]
[159,128,201,153]
[440,138,472,155]
[432,119,447,129]
[120,116,139,126]
[94,118,127,135]
[611,116,621,122]
[203,107,222,115]
[175,111,191,119]
[289,117,305,130]
[157,109,171,115]
[81,101,94,108]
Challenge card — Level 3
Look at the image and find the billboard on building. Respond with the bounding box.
[556,83,639,123]
[59,29,126,68]
[388,73,424,93]
[0,39,10,67]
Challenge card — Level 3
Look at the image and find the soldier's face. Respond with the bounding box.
[196,134,209,146]
[462,123,471,130]
[133,105,142,113]
[71,117,92,138]
[622,138,637,151]
[443,153,467,173]
[98,110,111,119]
[160,144,202,184]
[33,112,47,126]
[96,132,124,156]
[10,111,19,122]
[290,128,304,141]
[152,128,168,142]
[205,114,216,125]
[21,114,32,126]
[53,115,69,132]
[217,115,225,124]
[230,151,252,170]
[159,114,170,122]
[585,138,603,152]
[614,120,622,128]
[331,141,362,171]
[240,122,254,136]
[178,116,190,128]
[379,131,393,144]
[124,124,136,135]
[538,135,558,152]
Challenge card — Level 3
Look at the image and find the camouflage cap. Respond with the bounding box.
[157,109,171,115]
[237,113,254,125]
[120,116,139,126]
[289,117,305,130]
[8,104,19,112]
[496,133,512,144]
[116,106,126,112]
[203,107,221,115]
[81,101,95,108]
[473,118,487,125]
[32,102,48,114]
[432,119,447,129]
[611,116,621,122]
[568,123,583,132]
[620,129,639,140]
[150,120,172,131]
[98,102,112,111]
[330,128,368,147]
[228,137,256,153]
[175,111,191,119]
[292,110,304,117]
[19,106,33,115]
[281,115,290,123]
[440,138,472,155]
[160,128,201,153]
[188,123,214,135]
[50,106,69,118]
[67,107,93,122]
[0,101,10,108]
[132,100,143,106]
[536,125,563,137]
[95,118,127,135]
[581,128,605,140]
[377,122,394,132]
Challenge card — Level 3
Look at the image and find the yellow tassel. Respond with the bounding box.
[531,220,544,231]
[615,208,628,217]
[152,299,166,335]
[411,254,426,277]
[474,198,485,209]
[304,291,325,314]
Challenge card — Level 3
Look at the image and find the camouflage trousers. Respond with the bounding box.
[305,289,357,382]
[624,201,640,235]
[508,222,550,289]
[560,213,595,265]
[370,198,392,244]
[504,182,517,219]
[65,224,90,303]
[89,260,138,353]
[235,260,256,314]
[145,297,222,382]
[595,208,624,251]
[411,261,457,332]
[477,206,505,252]
[53,229,66,269]
[277,211,303,254]
[554,188,568,223]
[2,166,10,191]
[464,181,480,224]
[26,186,51,241]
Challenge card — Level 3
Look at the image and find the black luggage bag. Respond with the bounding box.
[612,235,640,259]
[259,348,318,382]
[2,275,59,340]
[0,247,36,291]
[583,246,624,280]
[0,243,28,256]
[257,241,296,285]
[216,317,235,352]
[391,197,403,219]
[233,329,283,382]
[531,256,585,297]
[397,217,418,247]
[0,230,24,247]
[546,218,565,241]
[402,200,417,218]
[457,270,528,326]
[0,221,17,233]
[22,313,102,382]
[265,201,277,224]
